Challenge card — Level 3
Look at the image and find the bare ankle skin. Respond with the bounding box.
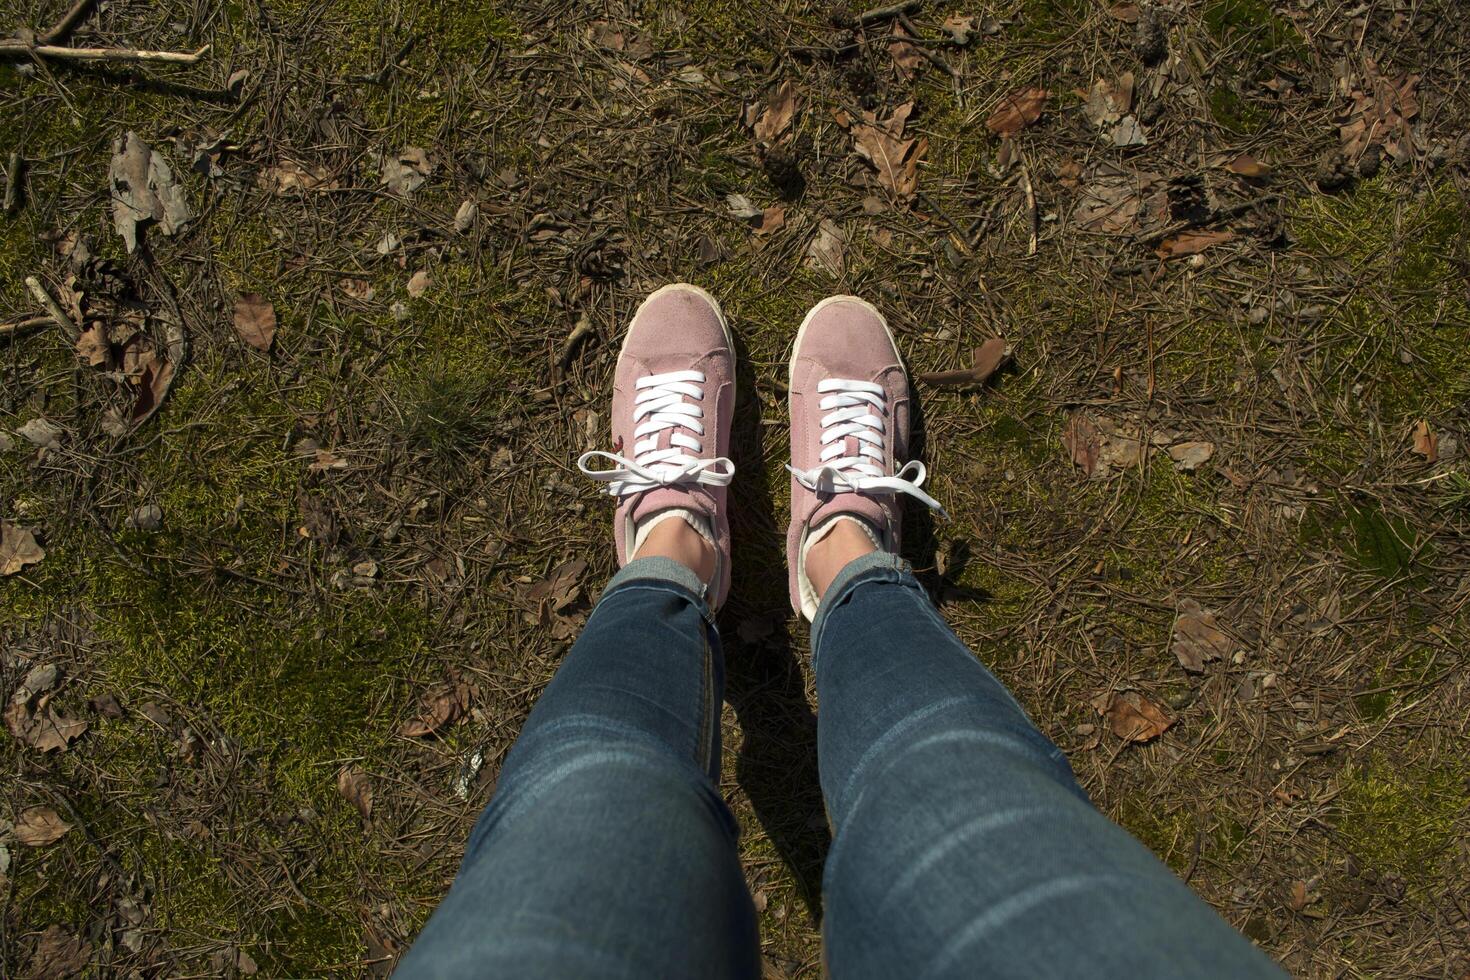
[806,519,879,601]
[633,517,716,585]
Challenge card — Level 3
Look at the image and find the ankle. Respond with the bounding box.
[632,515,716,585]
[804,518,879,601]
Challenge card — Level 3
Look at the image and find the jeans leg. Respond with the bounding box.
[811,553,1285,980]
[397,558,759,980]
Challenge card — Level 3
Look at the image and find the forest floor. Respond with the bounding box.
[2,0,1468,976]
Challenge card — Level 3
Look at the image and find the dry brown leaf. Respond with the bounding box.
[337,766,373,821]
[26,925,91,978]
[399,675,471,738]
[76,324,109,368]
[1107,2,1141,22]
[15,805,72,846]
[985,87,1048,137]
[888,23,925,79]
[850,102,926,199]
[108,132,190,253]
[1172,598,1233,673]
[525,558,589,613]
[917,338,1011,388]
[1156,229,1235,259]
[1092,690,1176,743]
[1168,440,1215,471]
[260,160,338,196]
[941,14,978,43]
[1339,59,1420,162]
[804,219,847,277]
[1084,74,1134,127]
[1062,414,1101,477]
[1411,420,1438,462]
[407,269,432,298]
[309,449,348,472]
[127,350,174,424]
[340,278,376,302]
[380,146,434,196]
[1,522,45,576]
[1225,153,1273,179]
[233,294,276,351]
[755,205,786,236]
[753,80,798,144]
[1074,167,1168,234]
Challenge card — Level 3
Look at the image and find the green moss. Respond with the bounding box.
[1342,501,1415,578]
[1338,755,1469,880]
[1207,87,1267,133]
[1118,798,1197,872]
[1290,180,1470,421]
[1203,0,1302,59]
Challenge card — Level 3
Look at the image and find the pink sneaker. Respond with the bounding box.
[786,296,945,620]
[578,284,736,608]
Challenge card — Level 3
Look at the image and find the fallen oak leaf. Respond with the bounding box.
[15,805,72,846]
[917,338,1011,388]
[1092,690,1175,743]
[1168,440,1215,471]
[524,558,589,613]
[804,219,847,277]
[752,80,798,144]
[1062,414,1101,477]
[941,14,978,44]
[26,925,91,978]
[1156,229,1235,259]
[1225,153,1273,179]
[849,102,926,199]
[336,766,373,821]
[259,160,338,196]
[1171,598,1233,673]
[108,132,190,254]
[887,22,925,79]
[755,205,785,236]
[398,674,471,738]
[76,323,109,367]
[379,146,434,196]
[232,294,276,351]
[1,522,45,576]
[1411,420,1438,463]
[406,269,431,298]
[985,87,1048,137]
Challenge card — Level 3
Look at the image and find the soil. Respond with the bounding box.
[2,0,1468,976]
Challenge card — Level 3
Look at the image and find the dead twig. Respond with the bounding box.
[0,316,51,338]
[38,0,97,44]
[0,41,210,64]
[3,151,20,213]
[895,13,959,79]
[23,275,81,342]
[858,0,922,24]
[1019,156,1038,256]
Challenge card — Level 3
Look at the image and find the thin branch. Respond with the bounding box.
[38,0,97,44]
[858,0,922,25]
[0,316,50,338]
[23,276,81,342]
[0,42,210,64]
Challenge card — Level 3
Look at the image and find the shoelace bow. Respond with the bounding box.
[786,378,947,517]
[577,370,735,496]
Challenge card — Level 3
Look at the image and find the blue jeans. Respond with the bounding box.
[397,555,1283,978]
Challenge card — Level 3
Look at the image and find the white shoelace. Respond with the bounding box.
[578,370,735,496]
[787,378,946,516]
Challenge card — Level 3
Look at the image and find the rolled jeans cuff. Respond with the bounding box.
[603,556,712,619]
[810,550,913,665]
